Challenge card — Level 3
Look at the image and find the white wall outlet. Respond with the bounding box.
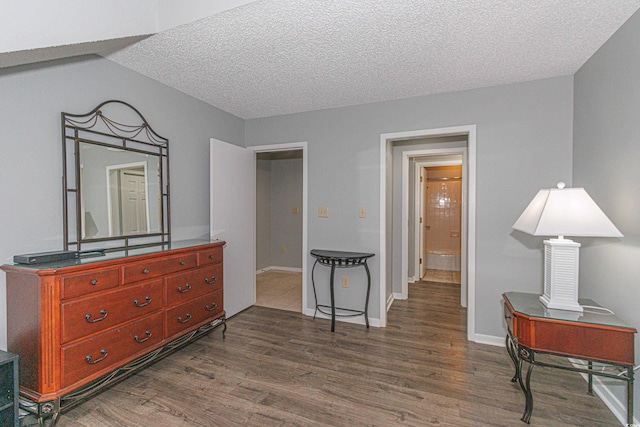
[342,276,350,288]
[318,206,329,218]
[359,206,366,218]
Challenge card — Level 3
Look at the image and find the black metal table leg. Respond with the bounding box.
[628,366,634,426]
[311,259,319,320]
[505,335,520,383]
[520,362,534,424]
[221,317,227,339]
[329,260,336,332]
[363,260,371,328]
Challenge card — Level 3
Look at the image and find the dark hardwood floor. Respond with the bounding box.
[53,282,619,426]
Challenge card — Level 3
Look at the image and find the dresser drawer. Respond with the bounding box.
[503,301,514,336]
[198,245,223,266]
[62,312,164,388]
[122,253,197,284]
[165,264,223,306]
[61,267,120,300]
[165,290,224,338]
[61,280,163,343]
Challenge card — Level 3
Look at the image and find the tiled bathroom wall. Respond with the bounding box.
[425,166,462,255]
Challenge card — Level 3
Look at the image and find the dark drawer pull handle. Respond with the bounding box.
[85,309,108,323]
[209,255,215,260]
[134,296,151,307]
[180,260,186,265]
[135,330,152,343]
[86,349,108,365]
[91,279,98,286]
[205,276,217,284]
[178,283,192,293]
[206,302,218,312]
[178,313,192,324]
[143,268,150,274]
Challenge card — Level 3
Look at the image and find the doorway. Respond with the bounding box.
[210,139,308,319]
[417,161,463,286]
[379,125,476,340]
[254,150,304,312]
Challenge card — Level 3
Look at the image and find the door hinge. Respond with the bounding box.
[420,217,423,224]
[420,176,423,183]
[419,258,422,264]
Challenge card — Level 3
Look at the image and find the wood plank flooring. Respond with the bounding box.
[53,281,620,426]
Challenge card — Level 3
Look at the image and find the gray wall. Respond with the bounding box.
[246,75,574,336]
[573,9,640,415]
[256,157,303,270]
[269,158,303,269]
[0,55,244,349]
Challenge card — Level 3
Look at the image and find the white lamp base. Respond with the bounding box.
[540,238,583,312]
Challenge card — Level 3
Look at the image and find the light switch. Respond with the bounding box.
[318,207,329,218]
[292,207,299,214]
[359,207,366,218]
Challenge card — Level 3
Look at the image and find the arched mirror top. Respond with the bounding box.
[62,100,170,252]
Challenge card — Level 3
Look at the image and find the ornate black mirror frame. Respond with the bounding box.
[62,100,170,252]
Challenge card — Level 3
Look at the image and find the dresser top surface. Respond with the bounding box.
[503,291,636,332]
[2,239,224,271]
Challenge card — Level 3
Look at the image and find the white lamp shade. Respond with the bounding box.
[513,185,623,238]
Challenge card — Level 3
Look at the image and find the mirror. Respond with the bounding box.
[62,101,170,252]
[79,143,161,239]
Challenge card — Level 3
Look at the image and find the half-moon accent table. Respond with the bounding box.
[310,249,374,332]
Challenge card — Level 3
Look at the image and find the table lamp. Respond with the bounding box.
[512,182,622,312]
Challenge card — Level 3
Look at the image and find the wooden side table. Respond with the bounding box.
[503,292,636,424]
[0,350,19,427]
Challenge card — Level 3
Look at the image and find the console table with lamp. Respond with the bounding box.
[507,182,635,424]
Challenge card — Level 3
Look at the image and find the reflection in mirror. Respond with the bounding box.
[62,100,170,252]
[80,143,161,239]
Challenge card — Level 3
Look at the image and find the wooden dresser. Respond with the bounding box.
[1,240,225,424]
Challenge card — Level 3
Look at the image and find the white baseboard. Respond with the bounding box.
[256,266,303,274]
[393,292,405,301]
[387,293,395,312]
[568,358,637,426]
[473,333,505,347]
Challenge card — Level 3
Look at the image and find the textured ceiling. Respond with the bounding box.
[105,0,640,119]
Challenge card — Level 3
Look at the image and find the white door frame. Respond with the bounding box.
[105,160,150,237]
[247,142,309,315]
[415,163,426,282]
[405,151,465,303]
[413,156,462,284]
[380,125,477,341]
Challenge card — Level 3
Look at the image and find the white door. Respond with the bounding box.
[119,169,147,234]
[210,138,256,317]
